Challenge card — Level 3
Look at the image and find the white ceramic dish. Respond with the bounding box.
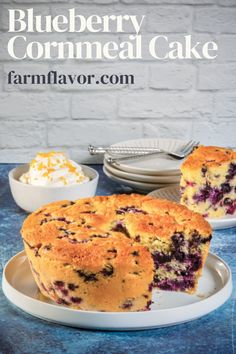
[9,164,99,213]
[149,185,236,230]
[104,159,180,184]
[103,166,175,193]
[2,251,232,330]
[105,138,184,176]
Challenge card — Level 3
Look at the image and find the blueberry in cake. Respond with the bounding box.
[180,146,236,218]
[21,194,212,312]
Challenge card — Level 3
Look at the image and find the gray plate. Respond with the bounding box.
[2,251,232,330]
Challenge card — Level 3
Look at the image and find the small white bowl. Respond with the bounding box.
[9,164,99,213]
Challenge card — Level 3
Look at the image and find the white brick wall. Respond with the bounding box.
[194,8,236,33]
[149,64,196,90]
[0,0,235,162]
[119,92,213,118]
[147,6,191,33]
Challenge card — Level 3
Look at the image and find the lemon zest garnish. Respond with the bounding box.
[64,161,77,174]
[38,162,45,171]
[37,151,64,158]
[30,159,36,167]
[27,151,86,185]
[42,168,55,177]
[59,176,68,185]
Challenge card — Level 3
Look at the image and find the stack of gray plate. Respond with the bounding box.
[103,138,184,193]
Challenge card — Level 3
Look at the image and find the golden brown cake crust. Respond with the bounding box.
[22,194,211,251]
[181,145,236,171]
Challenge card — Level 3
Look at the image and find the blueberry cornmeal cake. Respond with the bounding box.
[180,146,236,218]
[21,194,212,312]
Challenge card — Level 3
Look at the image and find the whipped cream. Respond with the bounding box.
[20,152,89,187]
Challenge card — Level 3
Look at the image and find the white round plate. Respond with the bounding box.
[103,166,175,193]
[105,138,185,176]
[104,159,180,184]
[2,251,232,330]
[149,185,236,230]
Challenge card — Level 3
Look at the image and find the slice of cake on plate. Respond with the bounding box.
[180,146,236,218]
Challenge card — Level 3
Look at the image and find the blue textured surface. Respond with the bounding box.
[0,164,235,354]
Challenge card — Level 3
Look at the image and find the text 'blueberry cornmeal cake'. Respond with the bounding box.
[21,194,212,312]
[180,146,236,218]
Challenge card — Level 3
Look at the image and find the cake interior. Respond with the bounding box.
[151,231,211,291]
[111,204,211,293]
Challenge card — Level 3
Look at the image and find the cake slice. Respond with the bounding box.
[180,146,236,218]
